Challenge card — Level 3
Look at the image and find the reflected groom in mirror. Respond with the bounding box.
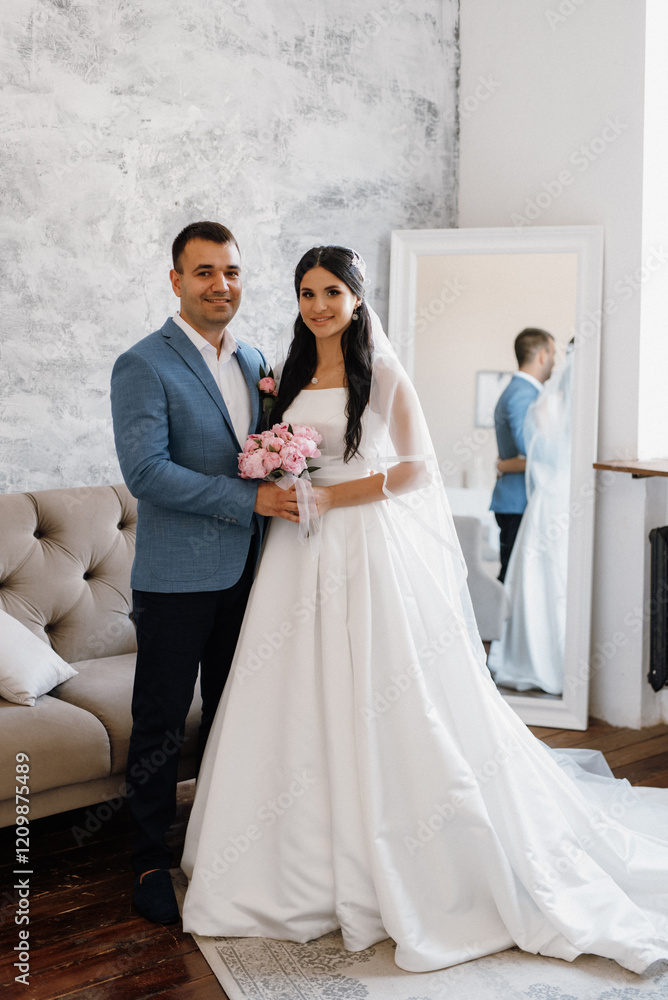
[490,328,555,583]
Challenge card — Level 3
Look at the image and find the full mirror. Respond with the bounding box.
[388,226,604,729]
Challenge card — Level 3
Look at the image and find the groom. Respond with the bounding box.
[490,327,554,583]
[111,222,298,924]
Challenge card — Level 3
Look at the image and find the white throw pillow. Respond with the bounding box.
[0,609,78,706]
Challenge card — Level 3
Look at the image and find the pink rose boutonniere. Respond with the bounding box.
[257,364,279,418]
[238,423,322,481]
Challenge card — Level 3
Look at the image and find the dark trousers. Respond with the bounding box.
[126,542,256,874]
[495,512,523,584]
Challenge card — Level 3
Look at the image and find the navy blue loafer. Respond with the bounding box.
[133,869,179,925]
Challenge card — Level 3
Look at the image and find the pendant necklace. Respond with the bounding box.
[311,359,344,386]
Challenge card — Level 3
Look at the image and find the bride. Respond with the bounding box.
[181,246,668,975]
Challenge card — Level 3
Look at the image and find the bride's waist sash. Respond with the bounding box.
[309,461,374,486]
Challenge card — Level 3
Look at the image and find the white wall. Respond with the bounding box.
[0,0,459,492]
[413,252,577,491]
[638,0,668,460]
[458,0,668,726]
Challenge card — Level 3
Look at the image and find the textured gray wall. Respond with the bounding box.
[0,0,459,492]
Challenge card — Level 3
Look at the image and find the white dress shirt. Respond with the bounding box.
[172,312,252,446]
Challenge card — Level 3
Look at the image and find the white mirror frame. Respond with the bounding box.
[388,225,604,730]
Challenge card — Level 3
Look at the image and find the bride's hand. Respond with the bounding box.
[310,486,333,516]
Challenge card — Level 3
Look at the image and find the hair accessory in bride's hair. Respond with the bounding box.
[346,248,367,280]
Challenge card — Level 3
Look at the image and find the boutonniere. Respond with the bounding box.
[257,364,279,418]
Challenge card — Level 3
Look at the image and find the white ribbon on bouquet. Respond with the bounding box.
[275,472,321,555]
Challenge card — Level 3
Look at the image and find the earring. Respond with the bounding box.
[352,304,360,320]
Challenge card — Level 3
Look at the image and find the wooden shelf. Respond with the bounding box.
[594,459,668,478]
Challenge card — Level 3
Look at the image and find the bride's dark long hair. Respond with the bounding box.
[271,246,373,462]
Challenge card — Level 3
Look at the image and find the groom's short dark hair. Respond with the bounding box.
[514,328,553,367]
[172,222,239,272]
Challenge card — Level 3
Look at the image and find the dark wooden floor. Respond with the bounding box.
[2,720,668,1000]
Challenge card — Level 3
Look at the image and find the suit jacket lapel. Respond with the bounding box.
[235,341,261,431]
[161,319,239,443]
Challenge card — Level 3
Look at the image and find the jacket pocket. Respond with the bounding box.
[149,509,221,582]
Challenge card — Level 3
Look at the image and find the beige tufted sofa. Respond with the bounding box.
[0,483,201,828]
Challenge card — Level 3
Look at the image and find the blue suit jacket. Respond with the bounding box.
[490,374,540,515]
[110,318,266,592]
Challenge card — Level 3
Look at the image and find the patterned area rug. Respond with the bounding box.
[172,870,668,1000]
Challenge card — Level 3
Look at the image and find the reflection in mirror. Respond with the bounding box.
[413,253,577,698]
[487,339,574,695]
[389,227,603,730]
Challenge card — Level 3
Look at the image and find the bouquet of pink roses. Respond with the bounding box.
[238,423,322,481]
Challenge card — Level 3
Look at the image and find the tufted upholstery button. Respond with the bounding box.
[83,571,92,581]
[34,529,42,539]
[117,522,125,530]
[44,623,52,633]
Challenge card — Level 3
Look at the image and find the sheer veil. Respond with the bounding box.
[524,346,574,503]
[272,303,488,676]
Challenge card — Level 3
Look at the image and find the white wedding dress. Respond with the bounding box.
[182,387,668,975]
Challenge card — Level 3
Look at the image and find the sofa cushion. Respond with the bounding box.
[0,694,111,799]
[0,484,137,663]
[0,608,78,706]
[53,653,203,774]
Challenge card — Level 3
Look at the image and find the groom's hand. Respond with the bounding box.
[254,482,300,521]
